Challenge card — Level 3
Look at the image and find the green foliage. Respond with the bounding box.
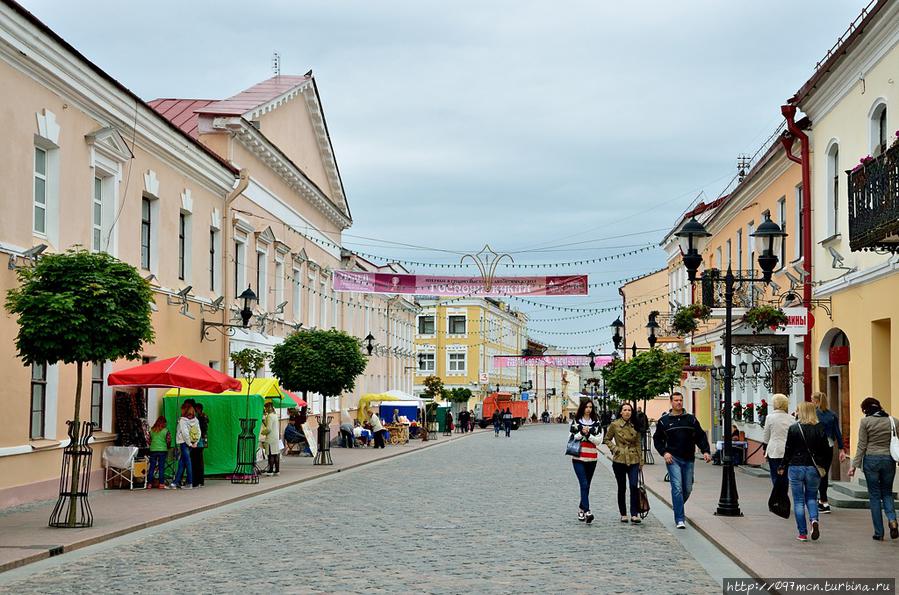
[742,305,788,333]
[422,375,444,399]
[671,304,711,335]
[229,348,270,382]
[445,387,473,403]
[601,349,684,405]
[270,328,367,397]
[5,249,155,367]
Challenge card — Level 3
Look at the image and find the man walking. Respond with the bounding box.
[652,392,711,529]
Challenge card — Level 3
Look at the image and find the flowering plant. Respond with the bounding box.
[743,305,788,333]
[757,399,768,418]
[743,403,755,423]
[732,401,743,419]
[672,304,712,335]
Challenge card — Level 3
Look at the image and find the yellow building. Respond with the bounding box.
[793,0,899,454]
[414,297,527,406]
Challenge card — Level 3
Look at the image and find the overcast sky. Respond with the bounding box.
[19,0,871,352]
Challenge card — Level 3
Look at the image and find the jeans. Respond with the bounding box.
[572,459,597,511]
[612,462,640,516]
[340,429,354,448]
[148,451,166,485]
[173,443,193,486]
[788,466,820,535]
[767,457,785,487]
[818,446,834,502]
[863,455,897,538]
[504,421,512,437]
[493,421,500,436]
[666,456,695,524]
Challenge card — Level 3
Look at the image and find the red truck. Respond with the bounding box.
[476,392,529,430]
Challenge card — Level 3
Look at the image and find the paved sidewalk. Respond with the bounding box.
[0,431,473,573]
[629,448,899,581]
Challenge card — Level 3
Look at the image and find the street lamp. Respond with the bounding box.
[611,317,625,358]
[200,285,259,341]
[676,212,786,517]
[364,333,375,356]
[646,313,659,349]
[588,350,596,372]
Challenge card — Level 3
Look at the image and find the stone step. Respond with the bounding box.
[736,465,769,478]
[830,481,897,500]
[827,489,871,509]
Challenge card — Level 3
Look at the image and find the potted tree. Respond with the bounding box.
[229,348,270,484]
[742,305,789,334]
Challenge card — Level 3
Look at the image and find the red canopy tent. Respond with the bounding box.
[107,356,241,393]
[279,388,308,407]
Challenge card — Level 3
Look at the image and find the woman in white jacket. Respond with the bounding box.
[262,401,281,476]
[762,394,793,487]
[569,400,602,523]
[170,402,200,489]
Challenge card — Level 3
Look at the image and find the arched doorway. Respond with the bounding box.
[818,329,850,480]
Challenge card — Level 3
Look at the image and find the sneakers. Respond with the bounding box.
[675,521,686,529]
[577,510,585,522]
[584,511,594,524]
[620,516,629,523]
[182,485,192,490]
[797,534,808,542]
[167,483,179,490]
[818,502,831,514]
[630,516,641,524]
[811,520,820,541]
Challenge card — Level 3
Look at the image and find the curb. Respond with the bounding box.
[0,431,473,573]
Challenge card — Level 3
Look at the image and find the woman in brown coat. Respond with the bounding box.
[603,402,644,523]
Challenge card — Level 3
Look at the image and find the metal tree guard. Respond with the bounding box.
[49,421,95,528]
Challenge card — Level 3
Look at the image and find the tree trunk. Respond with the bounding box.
[67,361,83,526]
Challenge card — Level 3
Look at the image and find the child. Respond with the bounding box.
[148,416,171,489]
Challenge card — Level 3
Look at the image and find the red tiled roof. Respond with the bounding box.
[196,75,312,116]
[147,99,215,139]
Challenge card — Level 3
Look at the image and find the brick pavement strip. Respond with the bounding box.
[0,426,720,594]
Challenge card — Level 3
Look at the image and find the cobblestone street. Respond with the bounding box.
[0,426,724,594]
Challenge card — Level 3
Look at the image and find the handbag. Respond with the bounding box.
[636,469,650,518]
[889,417,899,463]
[797,424,827,478]
[768,476,791,519]
[565,436,582,457]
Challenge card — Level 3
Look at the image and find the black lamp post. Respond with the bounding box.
[364,333,375,356]
[676,212,786,517]
[646,313,659,349]
[611,317,625,360]
[201,286,258,341]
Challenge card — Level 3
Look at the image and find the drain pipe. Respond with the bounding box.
[780,103,812,402]
[221,169,250,366]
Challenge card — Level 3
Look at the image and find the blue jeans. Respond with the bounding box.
[504,421,512,437]
[788,466,820,535]
[148,451,166,485]
[572,460,597,511]
[666,456,694,524]
[863,455,897,538]
[173,443,193,486]
[494,421,500,436]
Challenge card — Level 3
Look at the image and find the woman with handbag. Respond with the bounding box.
[779,401,830,542]
[812,392,848,513]
[568,399,601,524]
[848,397,899,541]
[603,402,644,523]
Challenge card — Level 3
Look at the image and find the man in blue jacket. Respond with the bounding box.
[653,392,711,529]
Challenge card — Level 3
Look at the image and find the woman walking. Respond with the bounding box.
[779,401,830,542]
[502,408,513,437]
[813,392,847,513]
[569,400,601,523]
[603,402,643,523]
[170,402,199,489]
[492,409,501,437]
[261,401,280,476]
[762,394,793,486]
[848,397,899,541]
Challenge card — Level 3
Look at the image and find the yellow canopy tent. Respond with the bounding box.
[356,392,421,423]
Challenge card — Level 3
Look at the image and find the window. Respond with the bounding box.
[448,315,466,334]
[878,108,888,155]
[234,240,246,294]
[30,363,47,440]
[91,362,104,429]
[795,185,804,259]
[178,214,186,280]
[778,197,787,267]
[419,353,435,373]
[256,250,267,309]
[870,103,888,156]
[209,229,217,291]
[140,198,152,269]
[274,260,284,311]
[292,267,301,321]
[448,352,466,373]
[747,221,755,273]
[208,361,220,371]
[92,177,103,251]
[827,144,839,236]
[34,147,47,234]
[715,247,723,271]
[418,315,435,334]
[737,229,743,272]
[726,239,732,266]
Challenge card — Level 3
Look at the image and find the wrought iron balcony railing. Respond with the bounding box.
[848,143,899,253]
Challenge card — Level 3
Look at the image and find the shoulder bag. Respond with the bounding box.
[888,417,899,463]
[565,435,582,457]
[637,468,650,518]
[797,424,827,478]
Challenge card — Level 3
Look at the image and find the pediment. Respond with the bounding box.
[85,126,133,162]
[255,226,277,245]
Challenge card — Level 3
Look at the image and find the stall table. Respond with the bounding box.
[385,423,409,445]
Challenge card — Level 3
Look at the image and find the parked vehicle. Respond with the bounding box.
[475,393,528,430]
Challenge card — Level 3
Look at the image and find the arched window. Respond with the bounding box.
[870,102,888,155]
[826,142,839,236]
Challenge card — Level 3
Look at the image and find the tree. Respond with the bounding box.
[422,375,444,400]
[602,349,684,409]
[5,249,154,527]
[270,328,367,418]
[229,348,270,418]
[445,387,473,403]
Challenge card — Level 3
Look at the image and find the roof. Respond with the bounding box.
[3,1,238,175]
[195,75,312,116]
[146,99,215,139]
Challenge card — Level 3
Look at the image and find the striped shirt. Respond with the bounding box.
[570,418,600,462]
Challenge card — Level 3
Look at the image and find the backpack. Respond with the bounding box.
[188,422,200,444]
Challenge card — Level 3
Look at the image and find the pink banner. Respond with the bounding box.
[493,355,614,368]
[333,270,588,297]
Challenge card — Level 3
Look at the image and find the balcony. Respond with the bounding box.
[848,144,899,253]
